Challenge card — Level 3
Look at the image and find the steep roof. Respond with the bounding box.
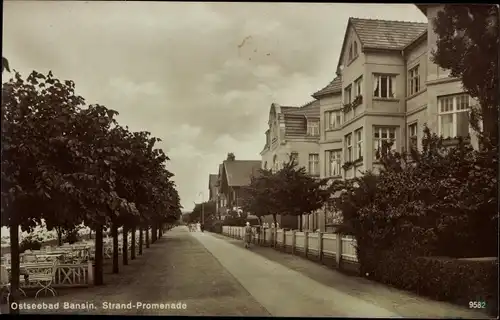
[335,17,427,75]
[351,18,427,50]
[208,174,218,189]
[312,76,342,99]
[282,100,320,138]
[223,160,261,187]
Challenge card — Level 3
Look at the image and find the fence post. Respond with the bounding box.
[304,231,309,257]
[88,260,94,285]
[318,232,323,261]
[292,230,296,254]
[282,231,286,251]
[336,233,342,267]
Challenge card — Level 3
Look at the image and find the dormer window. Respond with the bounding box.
[307,120,319,136]
[348,45,353,61]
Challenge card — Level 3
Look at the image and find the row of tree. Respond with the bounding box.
[1,65,182,313]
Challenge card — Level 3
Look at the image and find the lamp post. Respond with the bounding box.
[198,192,204,225]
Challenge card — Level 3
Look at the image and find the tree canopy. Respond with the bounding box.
[242,157,330,229]
[432,4,499,146]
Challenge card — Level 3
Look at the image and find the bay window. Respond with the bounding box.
[325,110,342,130]
[307,120,319,136]
[438,93,471,138]
[373,74,396,98]
[373,127,396,158]
[408,122,418,150]
[355,128,363,160]
[345,134,353,162]
[344,85,352,104]
[326,150,342,177]
[308,153,319,176]
[354,76,363,97]
[408,65,420,96]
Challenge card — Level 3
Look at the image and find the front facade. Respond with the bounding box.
[298,5,479,232]
[259,100,321,230]
[260,100,321,175]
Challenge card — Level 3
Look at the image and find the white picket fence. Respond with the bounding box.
[222,226,358,266]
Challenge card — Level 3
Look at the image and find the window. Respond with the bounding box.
[408,65,420,95]
[354,41,358,55]
[326,150,342,177]
[344,85,352,104]
[290,152,298,164]
[354,76,363,97]
[373,127,396,157]
[408,123,418,150]
[272,155,278,173]
[345,134,353,162]
[355,128,363,160]
[373,74,396,98]
[325,110,342,130]
[349,44,353,61]
[308,154,319,175]
[438,94,471,138]
[307,120,319,136]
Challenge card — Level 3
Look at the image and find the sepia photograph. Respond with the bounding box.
[1,1,498,317]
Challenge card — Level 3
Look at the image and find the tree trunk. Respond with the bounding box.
[299,215,303,232]
[9,222,20,315]
[94,225,104,286]
[131,227,136,260]
[112,223,119,274]
[122,226,128,266]
[158,224,162,238]
[56,227,63,246]
[145,226,150,248]
[152,225,157,243]
[272,214,277,248]
[139,227,144,255]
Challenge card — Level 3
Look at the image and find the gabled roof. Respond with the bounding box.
[351,18,428,50]
[335,17,428,75]
[284,100,320,118]
[312,76,342,99]
[282,100,320,138]
[223,160,261,187]
[208,174,218,190]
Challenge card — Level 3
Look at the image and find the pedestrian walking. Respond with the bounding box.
[244,222,253,248]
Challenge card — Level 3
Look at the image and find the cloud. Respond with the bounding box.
[2,2,426,209]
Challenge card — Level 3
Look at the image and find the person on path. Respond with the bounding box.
[244,222,253,248]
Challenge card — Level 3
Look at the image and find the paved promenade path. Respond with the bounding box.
[0,227,490,317]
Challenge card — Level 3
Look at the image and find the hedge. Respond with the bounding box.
[372,253,497,316]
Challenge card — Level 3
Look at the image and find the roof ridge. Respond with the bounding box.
[350,17,427,24]
[299,99,318,109]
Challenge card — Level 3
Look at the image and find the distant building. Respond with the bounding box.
[216,154,261,220]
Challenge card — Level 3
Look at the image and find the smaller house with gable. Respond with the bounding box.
[216,153,261,220]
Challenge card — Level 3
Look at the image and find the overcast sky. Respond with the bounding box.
[2,2,426,211]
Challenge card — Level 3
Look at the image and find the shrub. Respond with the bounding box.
[63,227,80,244]
[19,235,42,253]
[372,255,497,316]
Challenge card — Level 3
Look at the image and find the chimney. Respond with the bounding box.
[227,153,235,161]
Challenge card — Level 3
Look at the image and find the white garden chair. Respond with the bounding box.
[30,260,58,298]
[0,265,27,303]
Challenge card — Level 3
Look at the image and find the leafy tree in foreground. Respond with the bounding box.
[273,159,330,232]
[334,127,498,279]
[432,4,499,147]
[241,168,280,227]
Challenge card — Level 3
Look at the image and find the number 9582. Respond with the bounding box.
[469,301,486,309]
